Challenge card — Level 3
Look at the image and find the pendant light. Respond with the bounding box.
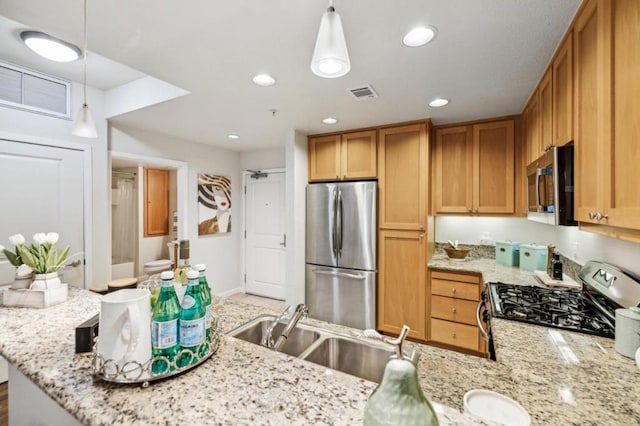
[310,0,351,78]
[72,0,97,138]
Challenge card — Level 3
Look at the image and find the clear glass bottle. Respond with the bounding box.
[151,271,181,375]
[194,264,213,345]
[174,239,190,285]
[178,269,206,367]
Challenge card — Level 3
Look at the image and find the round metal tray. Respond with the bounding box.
[92,331,221,388]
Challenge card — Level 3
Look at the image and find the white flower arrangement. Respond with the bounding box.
[1,232,69,274]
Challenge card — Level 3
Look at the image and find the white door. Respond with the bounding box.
[0,140,85,288]
[245,171,286,299]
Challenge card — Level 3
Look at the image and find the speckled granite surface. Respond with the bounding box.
[0,288,489,425]
[428,255,640,425]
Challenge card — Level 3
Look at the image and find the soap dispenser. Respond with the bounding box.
[551,252,563,280]
[363,326,439,426]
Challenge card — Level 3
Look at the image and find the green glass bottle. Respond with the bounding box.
[151,271,181,375]
[194,264,212,344]
[178,269,206,367]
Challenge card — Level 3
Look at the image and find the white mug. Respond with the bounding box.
[97,289,152,380]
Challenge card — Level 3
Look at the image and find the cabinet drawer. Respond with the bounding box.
[430,270,480,284]
[431,279,479,301]
[431,295,477,325]
[430,318,480,351]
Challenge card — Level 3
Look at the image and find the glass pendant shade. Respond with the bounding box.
[72,104,98,138]
[310,7,351,78]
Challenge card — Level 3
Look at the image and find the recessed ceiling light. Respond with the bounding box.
[403,26,437,47]
[252,74,276,86]
[322,118,338,125]
[228,134,240,139]
[20,31,82,62]
[429,98,449,108]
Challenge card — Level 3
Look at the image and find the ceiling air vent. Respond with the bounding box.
[349,85,378,100]
[0,60,71,119]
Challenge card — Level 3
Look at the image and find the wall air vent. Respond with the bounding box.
[0,60,71,119]
[348,84,378,100]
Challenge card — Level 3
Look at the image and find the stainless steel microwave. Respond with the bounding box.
[526,144,576,226]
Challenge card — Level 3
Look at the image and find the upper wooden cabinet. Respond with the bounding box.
[308,130,376,182]
[144,168,169,237]
[433,119,515,215]
[523,91,541,165]
[553,31,574,146]
[575,0,640,235]
[539,70,553,150]
[378,123,428,230]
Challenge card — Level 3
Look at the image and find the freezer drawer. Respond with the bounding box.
[305,265,376,330]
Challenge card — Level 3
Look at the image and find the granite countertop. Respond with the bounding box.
[0,288,487,426]
[428,255,640,425]
[2,257,639,425]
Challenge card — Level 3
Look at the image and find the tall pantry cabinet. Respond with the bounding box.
[377,122,429,340]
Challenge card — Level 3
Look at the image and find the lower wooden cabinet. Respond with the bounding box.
[427,269,487,356]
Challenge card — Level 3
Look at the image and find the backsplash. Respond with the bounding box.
[434,242,582,281]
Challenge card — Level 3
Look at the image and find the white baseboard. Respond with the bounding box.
[215,286,244,298]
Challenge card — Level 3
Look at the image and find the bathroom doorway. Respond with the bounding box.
[110,151,188,281]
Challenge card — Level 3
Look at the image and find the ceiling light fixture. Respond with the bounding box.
[403,26,437,47]
[252,74,276,87]
[322,118,338,124]
[72,0,97,138]
[228,134,240,139]
[310,0,351,78]
[429,98,449,108]
[20,31,82,62]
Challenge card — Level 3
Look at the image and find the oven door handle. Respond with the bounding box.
[476,300,490,341]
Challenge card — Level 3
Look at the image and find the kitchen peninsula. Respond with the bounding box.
[1,273,639,425]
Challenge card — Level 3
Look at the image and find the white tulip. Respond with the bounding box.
[0,244,5,252]
[33,233,47,245]
[16,264,33,278]
[8,234,25,246]
[45,232,59,244]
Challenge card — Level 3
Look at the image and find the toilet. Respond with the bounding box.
[143,259,172,275]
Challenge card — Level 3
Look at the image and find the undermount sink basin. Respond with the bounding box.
[227,315,321,357]
[227,315,419,383]
[299,336,399,383]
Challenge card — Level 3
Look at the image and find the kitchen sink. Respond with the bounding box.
[227,315,418,383]
[227,315,321,357]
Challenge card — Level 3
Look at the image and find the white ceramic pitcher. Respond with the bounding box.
[97,288,151,379]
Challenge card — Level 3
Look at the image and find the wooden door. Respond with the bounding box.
[605,0,640,230]
[144,168,169,236]
[377,229,426,340]
[539,70,553,150]
[553,31,574,147]
[433,126,473,214]
[341,130,377,180]
[308,134,341,182]
[473,120,515,214]
[378,123,428,230]
[526,91,541,164]
[574,0,605,223]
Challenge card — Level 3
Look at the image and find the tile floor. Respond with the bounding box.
[226,292,287,312]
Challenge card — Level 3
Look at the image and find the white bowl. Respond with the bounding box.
[463,389,531,426]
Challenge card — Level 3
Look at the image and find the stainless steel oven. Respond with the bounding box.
[526,144,576,226]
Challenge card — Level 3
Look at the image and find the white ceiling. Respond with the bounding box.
[0,0,581,151]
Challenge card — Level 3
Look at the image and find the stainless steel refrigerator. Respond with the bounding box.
[305,181,377,330]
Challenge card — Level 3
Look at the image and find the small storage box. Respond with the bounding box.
[495,241,520,266]
[519,244,548,271]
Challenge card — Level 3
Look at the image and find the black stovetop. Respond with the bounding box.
[487,282,616,338]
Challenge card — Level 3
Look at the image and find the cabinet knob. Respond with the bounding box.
[452,308,457,314]
[419,225,424,230]
[467,207,472,213]
[595,212,609,222]
[473,208,479,214]
[588,211,596,220]
[343,175,347,179]
[336,175,339,179]
[452,332,456,339]
[452,288,457,294]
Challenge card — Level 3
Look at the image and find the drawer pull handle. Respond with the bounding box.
[452,288,457,294]
[452,332,456,339]
[452,308,457,314]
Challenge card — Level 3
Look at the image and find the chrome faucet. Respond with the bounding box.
[261,304,308,351]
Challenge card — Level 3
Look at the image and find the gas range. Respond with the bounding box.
[486,260,640,338]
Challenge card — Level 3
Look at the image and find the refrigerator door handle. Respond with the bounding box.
[337,188,343,256]
[311,269,367,280]
[332,187,338,258]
